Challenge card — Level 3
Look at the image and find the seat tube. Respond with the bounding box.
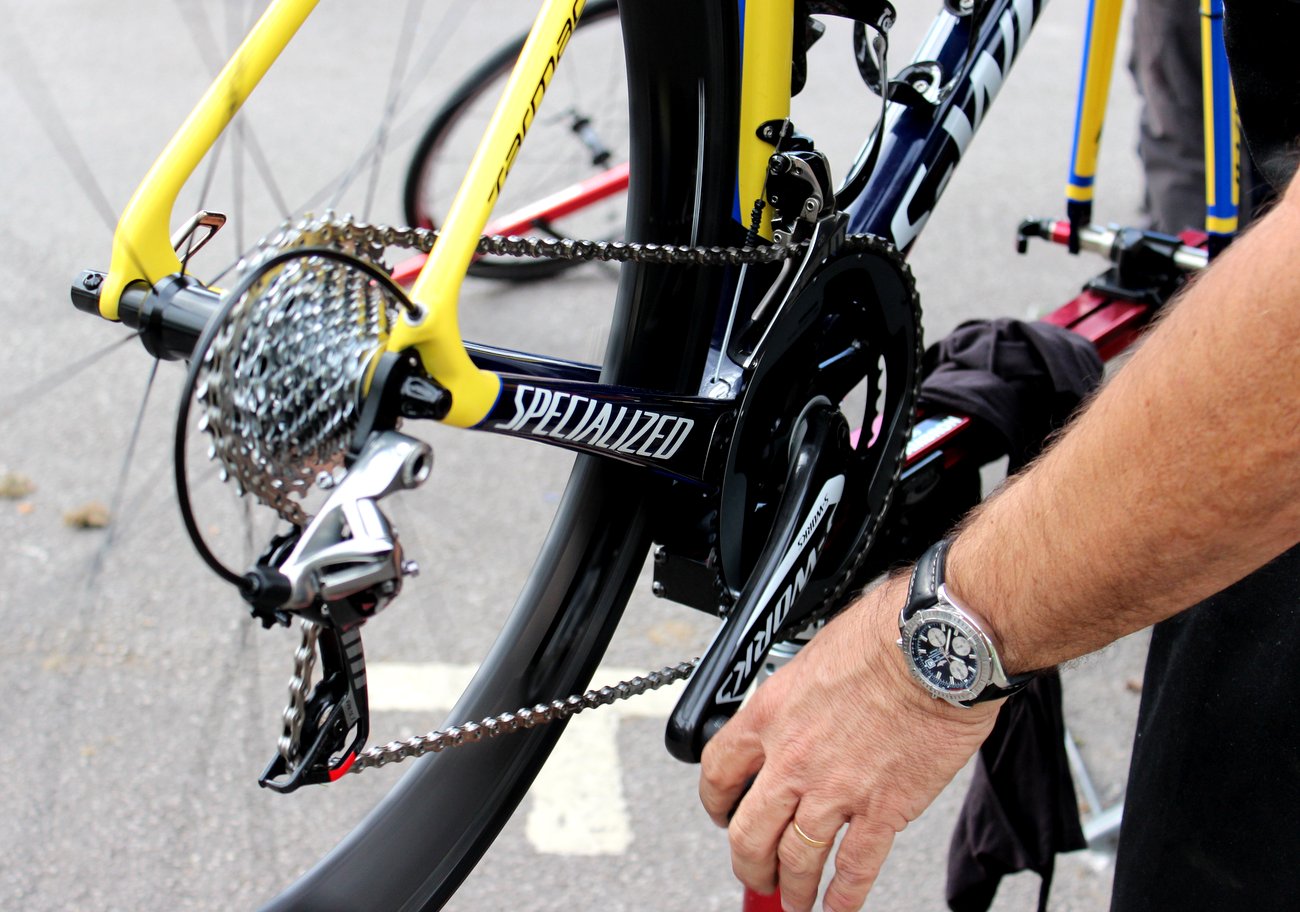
[735,0,794,240]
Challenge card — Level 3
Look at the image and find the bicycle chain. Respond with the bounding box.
[254,214,916,774]
[348,659,699,774]
[274,620,697,775]
[247,210,907,272]
[279,620,320,765]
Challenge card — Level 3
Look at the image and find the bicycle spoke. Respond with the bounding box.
[0,334,141,426]
[172,0,291,262]
[240,120,291,221]
[82,358,160,593]
[328,19,420,212]
[360,0,426,220]
[217,9,290,238]
[0,4,116,234]
[317,3,469,218]
[185,130,231,274]
[0,1,158,286]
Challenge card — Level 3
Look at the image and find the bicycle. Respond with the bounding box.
[10,0,1201,909]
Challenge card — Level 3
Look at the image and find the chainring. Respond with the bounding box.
[718,245,922,632]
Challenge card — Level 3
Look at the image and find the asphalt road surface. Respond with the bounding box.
[1,1,1151,909]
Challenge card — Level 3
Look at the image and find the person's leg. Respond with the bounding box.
[1129,0,1206,233]
[1110,545,1300,910]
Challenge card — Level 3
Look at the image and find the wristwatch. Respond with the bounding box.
[896,538,1033,707]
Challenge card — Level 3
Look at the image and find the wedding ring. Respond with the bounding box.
[792,821,831,848]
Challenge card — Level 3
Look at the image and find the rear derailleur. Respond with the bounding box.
[240,408,434,792]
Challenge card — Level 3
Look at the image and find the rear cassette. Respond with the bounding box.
[193,239,413,524]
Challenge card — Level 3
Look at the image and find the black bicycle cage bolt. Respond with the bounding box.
[82,272,103,291]
[652,581,667,597]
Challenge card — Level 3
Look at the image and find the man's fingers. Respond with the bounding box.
[699,721,766,828]
[771,808,843,912]
[821,816,895,912]
[725,766,799,895]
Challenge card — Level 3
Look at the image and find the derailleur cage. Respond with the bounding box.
[242,428,433,792]
[766,148,836,240]
[232,343,447,790]
[259,623,370,793]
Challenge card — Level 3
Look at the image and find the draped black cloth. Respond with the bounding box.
[906,318,1102,911]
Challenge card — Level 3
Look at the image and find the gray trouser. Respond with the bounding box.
[1129,0,1206,233]
[1129,0,1264,233]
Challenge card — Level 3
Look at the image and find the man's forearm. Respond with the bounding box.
[948,180,1300,673]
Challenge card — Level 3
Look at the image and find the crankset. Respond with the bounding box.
[666,403,852,761]
[664,244,921,763]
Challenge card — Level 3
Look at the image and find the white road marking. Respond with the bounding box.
[368,662,682,856]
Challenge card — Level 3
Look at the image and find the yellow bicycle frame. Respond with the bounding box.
[98,0,321,323]
[737,0,794,241]
[101,0,794,428]
[390,0,588,426]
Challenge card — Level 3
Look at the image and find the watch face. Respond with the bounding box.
[908,619,980,691]
[900,606,991,701]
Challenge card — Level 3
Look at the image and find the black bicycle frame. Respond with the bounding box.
[848,0,1048,246]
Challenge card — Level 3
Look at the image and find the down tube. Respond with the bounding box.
[844,0,1050,249]
[259,2,745,910]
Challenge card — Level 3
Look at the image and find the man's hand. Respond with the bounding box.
[698,575,999,912]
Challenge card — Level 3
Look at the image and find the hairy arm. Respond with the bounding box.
[699,178,1300,912]
[951,179,1300,672]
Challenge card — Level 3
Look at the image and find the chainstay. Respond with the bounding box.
[347,659,698,774]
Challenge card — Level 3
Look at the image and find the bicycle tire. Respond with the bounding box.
[262,2,748,908]
[401,0,626,282]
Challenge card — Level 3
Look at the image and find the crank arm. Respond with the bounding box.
[260,625,370,793]
[666,404,850,762]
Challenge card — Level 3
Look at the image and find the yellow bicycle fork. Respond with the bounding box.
[101,0,793,428]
